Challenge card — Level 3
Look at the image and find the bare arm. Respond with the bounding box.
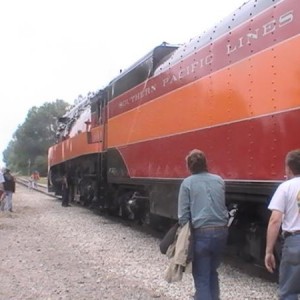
[265,210,282,273]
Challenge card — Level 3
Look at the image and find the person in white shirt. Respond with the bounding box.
[265,149,300,300]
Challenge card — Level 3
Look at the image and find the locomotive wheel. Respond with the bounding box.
[78,178,95,207]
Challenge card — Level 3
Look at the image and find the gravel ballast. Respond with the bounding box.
[0,185,279,299]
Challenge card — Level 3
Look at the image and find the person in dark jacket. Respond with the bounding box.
[3,168,16,212]
[61,173,70,207]
[0,169,5,211]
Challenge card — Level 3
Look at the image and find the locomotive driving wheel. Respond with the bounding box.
[78,178,95,206]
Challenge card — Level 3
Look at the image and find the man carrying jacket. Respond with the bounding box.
[178,149,228,300]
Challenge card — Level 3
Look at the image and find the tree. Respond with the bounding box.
[2,99,69,176]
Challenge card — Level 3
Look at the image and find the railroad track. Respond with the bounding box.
[16,177,55,197]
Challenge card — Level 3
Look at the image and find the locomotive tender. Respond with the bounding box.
[48,0,300,265]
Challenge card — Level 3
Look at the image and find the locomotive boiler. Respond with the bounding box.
[48,0,300,266]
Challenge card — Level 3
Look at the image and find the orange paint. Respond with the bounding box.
[108,36,300,147]
[48,127,103,167]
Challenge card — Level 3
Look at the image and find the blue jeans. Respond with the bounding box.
[4,191,13,211]
[279,234,300,300]
[192,226,228,300]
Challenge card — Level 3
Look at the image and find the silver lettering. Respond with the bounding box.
[226,10,294,54]
[190,62,199,73]
[118,84,157,108]
[263,20,276,36]
[226,43,237,54]
[205,55,213,64]
[238,37,244,48]
[279,11,294,27]
[247,28,260,42]
[162,77,169,87]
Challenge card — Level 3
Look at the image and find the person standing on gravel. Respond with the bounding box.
[3,168,16,212]
[178,149,229,300]
[61,173,71,207]
[0,168,5,211]
[265,149,300,300]
[31,170,40,189]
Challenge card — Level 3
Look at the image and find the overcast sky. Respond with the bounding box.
[0,0,246,165]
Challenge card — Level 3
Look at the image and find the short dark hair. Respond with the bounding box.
[286,149,300,175]
[186,149,208,174]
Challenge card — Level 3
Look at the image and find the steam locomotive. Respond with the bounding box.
[48,0,300,266]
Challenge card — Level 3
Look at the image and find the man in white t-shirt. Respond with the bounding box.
[265,149,300,300]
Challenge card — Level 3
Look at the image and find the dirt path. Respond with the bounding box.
[0,185,279,300]
[0,185,177,300]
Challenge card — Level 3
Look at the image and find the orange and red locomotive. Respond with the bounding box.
[48,0,300,265]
